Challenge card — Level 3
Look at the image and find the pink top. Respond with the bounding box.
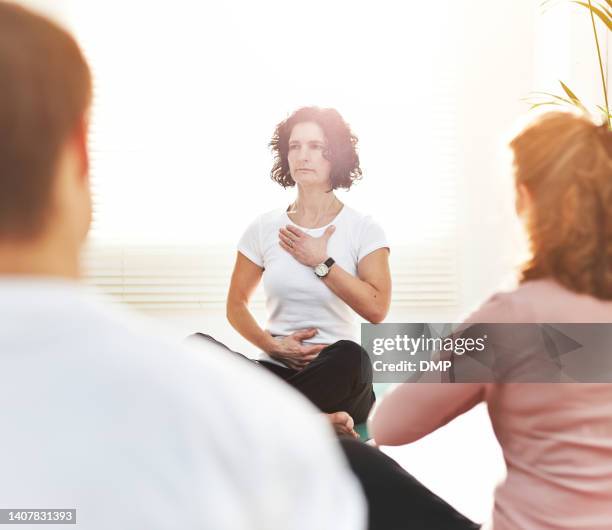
[370,279,612,530]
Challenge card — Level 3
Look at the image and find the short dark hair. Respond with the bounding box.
[0,2,92,240]
[269,106,362,190]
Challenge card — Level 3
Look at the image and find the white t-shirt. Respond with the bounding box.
[0,278,365,530]
[238,205,389,345]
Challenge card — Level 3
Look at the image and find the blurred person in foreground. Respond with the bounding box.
[340,110,612,530]
[0,3,365,529]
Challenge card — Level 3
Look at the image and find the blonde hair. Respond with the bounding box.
[510,110,612,298]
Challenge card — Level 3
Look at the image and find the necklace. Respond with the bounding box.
[287,196,340,234]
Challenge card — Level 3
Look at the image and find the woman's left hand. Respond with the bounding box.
[279,224,336,267]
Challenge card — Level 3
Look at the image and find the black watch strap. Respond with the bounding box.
[324,257,335,269]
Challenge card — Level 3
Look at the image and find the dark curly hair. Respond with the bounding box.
[269,106,362,190]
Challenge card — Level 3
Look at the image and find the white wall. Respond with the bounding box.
[17,0,68,20]
[454,0,536,319]
[454,0,610,321]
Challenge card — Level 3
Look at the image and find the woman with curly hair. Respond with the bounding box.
[195,107,391,434]
[340,110,612,530]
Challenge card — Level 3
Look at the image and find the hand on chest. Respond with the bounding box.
[265,225,356,275]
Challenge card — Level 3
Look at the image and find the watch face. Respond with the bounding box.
[315,263,329,277]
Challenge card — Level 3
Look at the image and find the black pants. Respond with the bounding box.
[190,333,375,424]
[339,437,481,530]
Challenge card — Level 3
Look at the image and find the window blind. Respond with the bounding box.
[70,1,460,311]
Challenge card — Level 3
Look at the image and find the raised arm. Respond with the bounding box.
[368,383,485,446]
[367,293,516,446]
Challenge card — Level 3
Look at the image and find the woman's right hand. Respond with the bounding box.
[265,328,328,370]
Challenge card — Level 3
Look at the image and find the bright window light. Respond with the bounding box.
[66,0,458,247]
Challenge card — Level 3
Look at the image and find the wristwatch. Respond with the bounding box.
[314,257,335,278]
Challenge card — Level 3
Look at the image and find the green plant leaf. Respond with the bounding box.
[540,0,558,12]
[597,104,612,118]
[598,2,612,19]
[535,0,610,128]
[544,0,612,23]
[523,92,573,111]
[584,0,612,18]
[529,91,576,106]
[528,101,564,110]
[592,0,612,16]
[559,81,587,110]
[572,1,612,30]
